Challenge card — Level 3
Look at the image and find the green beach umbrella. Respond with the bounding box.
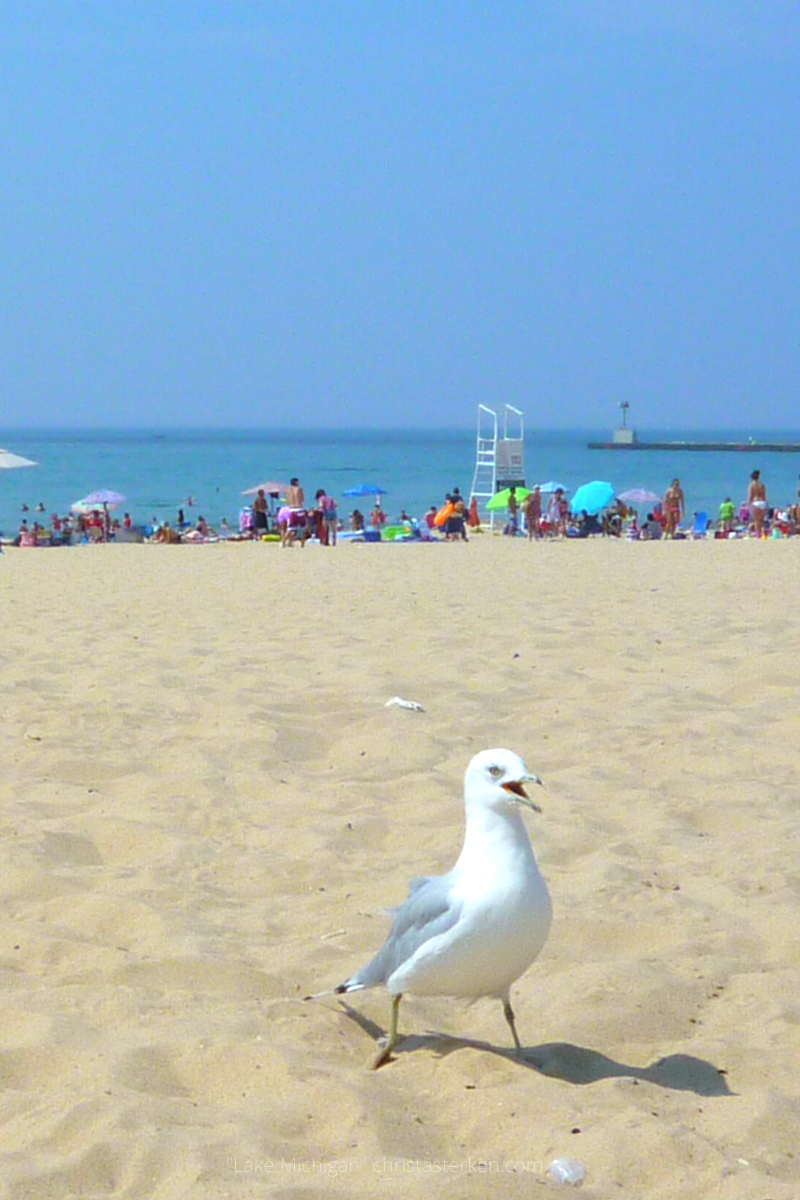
[485,486,531,511]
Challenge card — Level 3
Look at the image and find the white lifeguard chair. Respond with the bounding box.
[469,404,525,528]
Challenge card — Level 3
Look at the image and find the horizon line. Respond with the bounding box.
[3,424,800,437]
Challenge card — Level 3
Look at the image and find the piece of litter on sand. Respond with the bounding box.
[548,1158,586,1186]
[385,697,425,712]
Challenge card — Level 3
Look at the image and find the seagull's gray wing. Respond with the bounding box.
[336,874,461,992]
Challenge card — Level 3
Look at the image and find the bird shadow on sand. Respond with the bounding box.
[337,1001,732,1096]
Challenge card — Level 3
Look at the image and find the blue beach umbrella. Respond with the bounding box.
[342,483,387,497]
[570,481,615,515]
[535,480,568,493]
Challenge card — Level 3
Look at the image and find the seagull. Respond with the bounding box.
[335,748,552,1067]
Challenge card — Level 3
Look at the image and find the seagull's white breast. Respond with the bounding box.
[388,828,552,999]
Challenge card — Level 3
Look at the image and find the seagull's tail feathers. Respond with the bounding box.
[334,978,366,995]
[335,954,389,993]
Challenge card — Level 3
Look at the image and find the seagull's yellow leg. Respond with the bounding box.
[372,993,403,1069]
[502,998,523,1053]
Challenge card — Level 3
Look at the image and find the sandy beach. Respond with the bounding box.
[1,536,799,1198]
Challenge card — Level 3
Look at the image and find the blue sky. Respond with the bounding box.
[1,2,798,430]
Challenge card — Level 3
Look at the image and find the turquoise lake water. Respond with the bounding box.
[1,427,799,534]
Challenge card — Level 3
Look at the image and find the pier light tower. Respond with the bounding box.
[613,401,636,446]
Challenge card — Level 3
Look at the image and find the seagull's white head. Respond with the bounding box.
[464,748,544,813]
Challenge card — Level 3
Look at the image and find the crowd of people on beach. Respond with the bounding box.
[7,468,800,547]
[502,470,800,541]
[228,468,800,544]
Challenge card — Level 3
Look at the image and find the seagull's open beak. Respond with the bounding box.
[502,773,544,812]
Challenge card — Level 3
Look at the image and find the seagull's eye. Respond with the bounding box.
[488,765,503,778]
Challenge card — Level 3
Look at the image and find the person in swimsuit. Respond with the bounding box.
[718,497,735,534]
[747,470,767,537]
[316,489,338,546]
[504,487,519,536]
[253,489,269,536]
[544,489,561,536]
[556,489,569,537]
[280,478,307,547]
[522,486,542,540]
[468,496,480,528]
[663,478,685,538]
[284,478,304,509]
[448,488,468,541]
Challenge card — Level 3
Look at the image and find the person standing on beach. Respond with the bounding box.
[663,478,685,538]
[285,478,304,509]
[790,476,800,528]
[504,487,519,535]
[280,477,306,547]
[468,496,480,528]
[522,485,542,540]
[317,489,338,546]
[546,488,568,537]
[449,488,468,541]
[748,470,767,536]
[253,489,269,537]
[718,497,735,534]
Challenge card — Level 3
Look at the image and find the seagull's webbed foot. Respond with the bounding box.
[371,1040,395,1070]
[371,993,402,1070]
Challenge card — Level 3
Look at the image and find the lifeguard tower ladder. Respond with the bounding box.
[469,404,525,528]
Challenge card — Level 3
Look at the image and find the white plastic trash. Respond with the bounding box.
[547,1158,586,1186]
[385,696,425,712]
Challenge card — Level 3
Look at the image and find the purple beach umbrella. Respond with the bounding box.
[77,489,127,507]
[618,488,661,505]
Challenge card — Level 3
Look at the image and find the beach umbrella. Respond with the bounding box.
[570,481,615,515]
[535,480,567,493]
[77,489,127,507]
[0,448,38,469]
[485,486,532,511]
[618,488,660,505]
[343,483,387,497]
[242,480,289,496]
[73,489,126,534]
[72,501,118,514]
